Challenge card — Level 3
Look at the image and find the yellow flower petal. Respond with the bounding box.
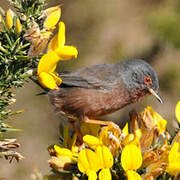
[87,170,97,180]
[168,142,180,163]
[166,163,180,176]
[95,146,104,169]
[43,8,61,29]
[78,149,90,173]
[86,149,100,172]
[99,125,121,155]
[83,135,101,149]
[16,17,22,34]
[129,135,141,148]
[95,146,113,169]
[37,51,60,74]
[175,101,180,123]
[122,133,134,146]
[154,112,167,133]
[6,9,14,29]
[121,144,142,171]
[99,168,112,180]
[102,146,114,168]
[55,45,78,60]
[78,149,100,174]
[48,21,65,51]
[166,142,180,175]
[78,150,89,173]
[147,106,167,133]
[38,72,57,90]
[122,123,129,137]
[54,145,73,159]
[126,170,142,180]
[44,5,61,16]
[49,72,62,86]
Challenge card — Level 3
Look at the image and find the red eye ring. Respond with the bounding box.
[144,76,152,85]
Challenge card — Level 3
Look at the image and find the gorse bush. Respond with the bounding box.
[0,1,180,180]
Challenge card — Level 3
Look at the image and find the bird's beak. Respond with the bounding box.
[147,87,163,104]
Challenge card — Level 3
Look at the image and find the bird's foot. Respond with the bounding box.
[82,117,121,134]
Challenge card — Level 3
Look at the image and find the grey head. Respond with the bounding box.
[115,59,163,103]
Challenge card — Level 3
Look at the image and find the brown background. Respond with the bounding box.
[1,0,180,179]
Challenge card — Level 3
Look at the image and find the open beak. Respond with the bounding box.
[147,87,163,104]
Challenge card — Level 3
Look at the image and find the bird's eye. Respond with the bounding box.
[144,76,152,85]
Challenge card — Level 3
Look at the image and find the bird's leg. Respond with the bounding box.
[69,121,83,145]
[82,116,121,133]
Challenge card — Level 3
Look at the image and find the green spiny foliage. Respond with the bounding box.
[0,0,45,160]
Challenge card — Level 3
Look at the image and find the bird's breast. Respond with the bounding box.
[49,85,133,120]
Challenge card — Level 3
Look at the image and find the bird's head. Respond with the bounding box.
[119,59,163,103]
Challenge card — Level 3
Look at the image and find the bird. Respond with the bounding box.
[48,59,163,138]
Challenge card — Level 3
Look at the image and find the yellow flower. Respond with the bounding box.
[37,21,78,90]
[77,144,113,180]
[48,21,78,60]
[15,17,22,34]
[24,5,61,57]
[122,133,134,146]
[99,125,121,155]
[166,142,180,176]
[38,71,60,90]
[37,51,62,89]
[44,6,61,15]
[99,168,112,180]
[43,6,61,29]
[54,144,78,161]
[6,9,14,29]
[146,106,167,133]
[78,148,100,180]
[54,145,73,158]
[82,134,114,179]
[121,144,142,171]
[122,123,129,137]
[95,145,113,169]
[48,144,78,172]
[83,135,102,149]
[175,101,180,123]
[126,170,141,180]
[121,144,142,180]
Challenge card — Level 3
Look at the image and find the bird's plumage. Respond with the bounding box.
[48,59,160,121]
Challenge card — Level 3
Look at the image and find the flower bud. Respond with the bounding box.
[15,17,22,34]
[6,9,14,29]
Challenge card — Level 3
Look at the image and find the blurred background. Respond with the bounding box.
[1,0,180,179]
